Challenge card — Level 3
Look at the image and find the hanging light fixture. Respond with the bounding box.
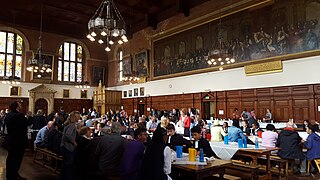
[1,76,20,84]
[26,0,52,76]
[206,18,235,70]
[87,0,128,52]
[75,81,90,89]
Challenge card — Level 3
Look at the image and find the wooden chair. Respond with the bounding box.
[307,159,320,173]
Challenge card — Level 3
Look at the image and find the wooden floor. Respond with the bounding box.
[0,146,319,180]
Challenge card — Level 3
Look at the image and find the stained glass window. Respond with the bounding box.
[0,31,24,78]
[58,42,83,82]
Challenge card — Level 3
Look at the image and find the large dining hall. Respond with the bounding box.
[1,0,320,180]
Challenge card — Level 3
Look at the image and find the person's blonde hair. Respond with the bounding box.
[64,111,80,125]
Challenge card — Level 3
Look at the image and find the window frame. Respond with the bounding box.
[57,42,84,83]
[0,30,23,79]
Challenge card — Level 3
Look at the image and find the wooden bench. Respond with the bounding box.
[258,155,289,179]
[225,161,260,180]
[33,147,63,173]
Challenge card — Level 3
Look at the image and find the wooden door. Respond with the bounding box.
[35,98,48,115]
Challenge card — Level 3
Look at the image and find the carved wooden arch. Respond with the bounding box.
[28,85,57,114]
[201,92,216,101]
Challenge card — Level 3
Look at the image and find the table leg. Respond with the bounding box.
[219,168,225,179]
[266,154,271,180]
[196,173,201,180]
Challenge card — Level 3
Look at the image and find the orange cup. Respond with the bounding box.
[188,148,196,161]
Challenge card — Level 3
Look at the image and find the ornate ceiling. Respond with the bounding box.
[0,0,211,38]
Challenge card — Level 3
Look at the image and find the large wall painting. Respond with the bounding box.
[152,0,320,79]
[134,50,149,77]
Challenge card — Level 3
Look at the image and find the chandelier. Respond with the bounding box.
[26,1,52,76]
[87,0,128,52]
[75,81,90,89]
[206,19,235,71]
[1,76,20,84]
[121,76,140,82]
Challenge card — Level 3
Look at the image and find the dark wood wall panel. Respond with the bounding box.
[54,99,93,114]
[121,83,320,124]
[0,97,29,114]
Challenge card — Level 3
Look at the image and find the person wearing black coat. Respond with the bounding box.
[191,126,216,157]
[166,124,192,153]
[4,101,28,180]
[277,123,305,173]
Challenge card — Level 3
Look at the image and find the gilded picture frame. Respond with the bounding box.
[80,90,87,99]
[31,53,54,82]
[63,89,70,98]
[134,50,148,77]
[10,86,20,96]
[150,0,320,80]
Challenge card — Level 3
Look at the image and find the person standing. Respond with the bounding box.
[60,111,80,180]
[180,109,190,137]
[5,101,28,180]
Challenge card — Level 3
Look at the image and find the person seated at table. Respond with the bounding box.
[277,122,306,174]
[241,120,251,136]
[302,120,310,131]
[34,121,54,148]
[146,115,158,133]
[302,124,320,173]
[166,124,192,152]
[210,120,223,142]
[142,127,172,180]
[191,126,216,157]
[250,122,263,138]
[120,127,148,180]
[228,121,246,142]
[221,122,228,137]
[262,124,278,148]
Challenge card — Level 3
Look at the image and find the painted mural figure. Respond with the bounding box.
[303,28,318,51]
[277,26,289,54]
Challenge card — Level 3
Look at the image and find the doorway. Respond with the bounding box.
[203,102,215,120]
[138,104,145,116]
[35,98,48,115]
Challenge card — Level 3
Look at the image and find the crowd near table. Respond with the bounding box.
[210,141,279,180]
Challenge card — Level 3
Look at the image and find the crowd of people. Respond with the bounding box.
[1,102,320,180]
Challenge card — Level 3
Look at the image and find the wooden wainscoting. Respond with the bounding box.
[54,99,93,114]
[122,83,320,124]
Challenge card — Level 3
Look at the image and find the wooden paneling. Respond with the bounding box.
[121,83,320,123]
[54,99,92,114]
[0,97,29,114]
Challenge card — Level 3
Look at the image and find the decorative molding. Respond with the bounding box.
[245,60,283,76]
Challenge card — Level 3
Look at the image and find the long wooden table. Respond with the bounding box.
[172,159,232,180]
[235,147,280,180]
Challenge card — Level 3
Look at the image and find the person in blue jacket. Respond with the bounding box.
[302,124,320,172]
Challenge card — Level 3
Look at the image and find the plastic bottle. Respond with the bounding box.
[199,148,204,162]
[255,136,259,148]
[243,138,247,148]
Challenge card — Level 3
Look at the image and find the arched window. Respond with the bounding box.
[58,42,83,82]
[0,31,23,78]
[118,48,123,81]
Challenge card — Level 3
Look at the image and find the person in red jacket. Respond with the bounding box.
[180,108,190,137]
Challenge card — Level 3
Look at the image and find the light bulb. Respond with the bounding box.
[219,67,223,71]
[220,62,224,65]
[101,31,107,36]
[37,74,42,78]
[86,34,92,39]
[118,40,123,44]
[123,38,128,42]
[98,39,104,44]
[90,38,95,42]
[109,40,114,45]
[112,29,119,37]
[105,47,111,52]
[91,31,97,37]
[218,58,222,61]
[231,58,235,63]
[213,62,217,65]
[207,61,212,65]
